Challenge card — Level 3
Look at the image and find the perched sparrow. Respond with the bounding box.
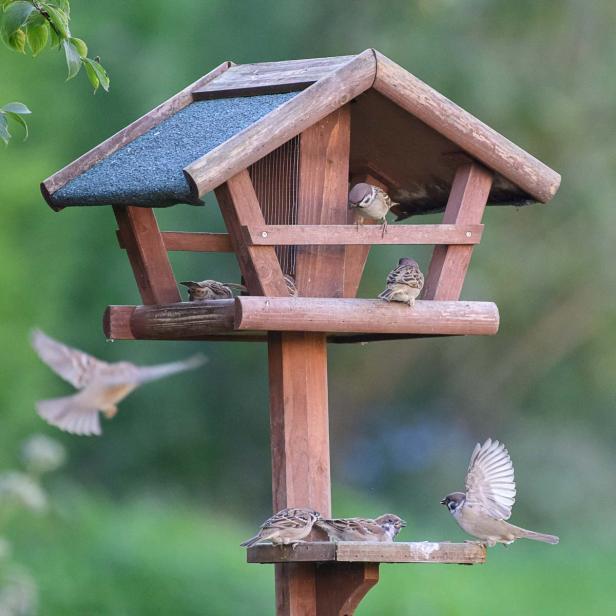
[240,507,321,548]
[283,274,298,297]
[441,438,559,547]
[378,258,424,307]
[317,513,406,543]
[31,329,206,436]
[179,280,246,301]
[348,183,398,235]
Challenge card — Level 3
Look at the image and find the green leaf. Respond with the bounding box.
[0,113,10,144]
[62,39,81,79]
[41,3,70,38]
[83,57,109,92]
[1,0,33,51]
[68,35,86,58]
[55,0,70,17]
[26,22,48,56]
[5,110,28,140]
[1,101,31,114]
[82,57,99,93]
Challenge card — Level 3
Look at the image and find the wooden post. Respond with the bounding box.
[422,163,493,300]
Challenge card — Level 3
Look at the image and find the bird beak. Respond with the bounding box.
[439,498,446,505]
[400,519,407,527]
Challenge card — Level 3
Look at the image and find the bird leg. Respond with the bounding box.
[380,218,388,238]
[103,406,118,419]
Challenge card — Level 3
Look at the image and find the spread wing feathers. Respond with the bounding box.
[36,395,101,436]
[115,354,208,386]
[464,438,516,520]
[31,329,104,390]
[386,264,424,289]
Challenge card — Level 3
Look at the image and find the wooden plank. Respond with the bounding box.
[194,55,355,99]
[215,171,289,296]
[103,306,136,340]
[316,563,379,616]
[373,51,560,204]
[422,163,493,301]
[236,297,500,336]
[242,223,483,246]
[268,331,331,615]
[295,107,351,298]
[113,206,181,304]
[184,51,375,199]
[41,62,232,209]
[117,230,233,252]
[248,541,487,564]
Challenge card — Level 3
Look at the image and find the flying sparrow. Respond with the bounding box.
[348,183,398,235]
[179,280,246,301]
[441,438,559,547]
[378,258,424,307]
[283,274,298,297]
[31,329,206,436]
[316,514,406,542]
[240,507,321,548]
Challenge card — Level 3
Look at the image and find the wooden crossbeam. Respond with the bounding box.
[117,230,233,252]
[241,223,483,246]
[422,163,493,300]
[113,206,180,304]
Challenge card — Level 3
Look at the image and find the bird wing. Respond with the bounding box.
[464,438,516,520]
[31,329,105,390]
[262,508,315,531]
[386,265,424,289]
[327,517,383,538]
[36,394,102,436]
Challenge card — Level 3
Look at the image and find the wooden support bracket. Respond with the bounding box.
[118,230,233,253]
[316,563,379,616]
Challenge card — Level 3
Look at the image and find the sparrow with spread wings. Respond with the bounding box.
[240,507,321,548]
[441,438,559,547]
[316,514,406,543]
[31,329,206,436]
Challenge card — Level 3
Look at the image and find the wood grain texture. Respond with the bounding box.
[215,171,289,296]
[41,62,232,208]
[295,107,351,298]
[373,51,560,204]
[248,541,487,564]
[103,306,136,340]
[316,563,379,616]
[422,163,493,301]
[242,223,483,246]
[236,297,500,335]
[113,206,181,304]
[184,51,376,198]
[152,231,233,252]
[194,55,356,99]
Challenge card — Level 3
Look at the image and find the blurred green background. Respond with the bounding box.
[1,0,615,614]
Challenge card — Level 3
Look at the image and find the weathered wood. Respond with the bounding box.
[113,206,181,304]
[193,55,355,99]
[295,107,351,298]
[103,306,136,340]
[316,563,379,616]
[184,51,375,199]
[215,171,289,296]
[268,332,331,615]
[423,164,493,301]
[237,298,500,336]
[248,541,487,564]
[242,223,483,246]
[373,51,560,204]
[41,62,232,208]
[117,231,233,253]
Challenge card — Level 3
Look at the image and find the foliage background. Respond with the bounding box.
[1,0,615,613]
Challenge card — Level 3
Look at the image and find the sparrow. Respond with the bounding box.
[31,329,206,436]
[179,280,246,301]
[348,183,398,235]
[316,514,406,543]
[441,438,559,547]
[240,507,321,548]
[378,258,424,307]
[283,274,298,297]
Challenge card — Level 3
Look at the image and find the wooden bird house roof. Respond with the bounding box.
[42,50,560,216]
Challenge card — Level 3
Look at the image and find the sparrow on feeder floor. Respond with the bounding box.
[31,329,206,436]
[316,514,406,542]
[378,258,424,307]
[179,280,246,301]
[241,507,321,548]
[441,438,559,547]
[348,183,398,236]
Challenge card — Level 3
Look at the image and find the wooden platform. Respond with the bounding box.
[247,541,486,565]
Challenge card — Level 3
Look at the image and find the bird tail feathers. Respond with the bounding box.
[517,527,559,544]
[378,288,394,302]
[36,395,101,436]
[240,535,261,548]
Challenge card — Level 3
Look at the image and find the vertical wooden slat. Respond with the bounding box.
[422,163,493,300]
[295,106,351,297]
[113,206,180,304]
[215,171,289,296]
[316,563,380,616]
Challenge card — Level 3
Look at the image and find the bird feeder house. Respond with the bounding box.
[42,50,560,615]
